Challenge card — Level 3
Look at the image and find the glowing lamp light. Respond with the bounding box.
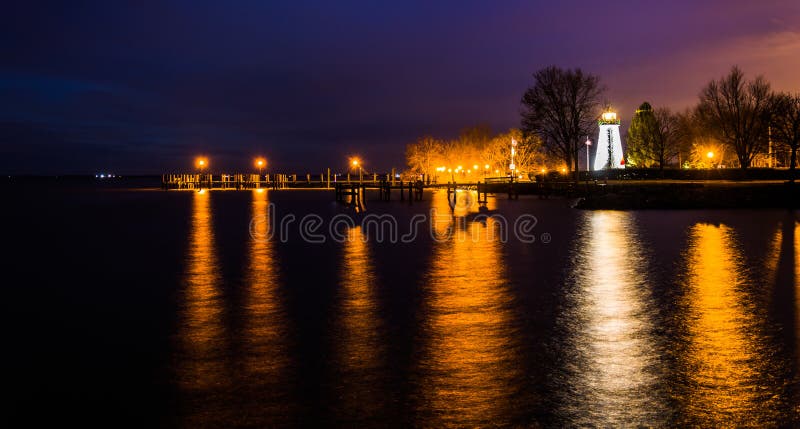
[255,158,265,168]
[447,168,452,173]
[196,157,208,169]
[601,111,617,122]
[473,164,478,170]
[561,167,567,173]
[707,151,714,159]
[540,168,547,174]
[352,159,359,167]
[484,164,489,170]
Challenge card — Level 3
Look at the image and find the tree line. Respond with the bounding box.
[406,65,800,182]
[405,126,555,181]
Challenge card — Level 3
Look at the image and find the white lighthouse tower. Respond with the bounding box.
[593,110,625,170]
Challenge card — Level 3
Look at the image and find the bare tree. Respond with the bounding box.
[483,129,545,174]
[406,135,444,177]
[650,108,682,170]
[697,66,773,169]
[772,93,800,183]
[520,66,604,181]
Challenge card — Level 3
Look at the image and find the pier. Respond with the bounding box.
[161,171,592,204]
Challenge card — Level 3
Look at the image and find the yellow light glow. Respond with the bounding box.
[419,191,516,425]
[457,165,463,170]
[495,169,499,173]
[540,168,547,174]
[196,157,208,169]
[473,164,478,170]
[561,168,566,173]
[467,169,471,174]
[244,187,287,388]
[680,223,781,425]
[602,111,617,122]
[484,164,489,170]
[255,158,265,168]
[352,159,359,167]
[707,151,714,159]
[447,168,452,173]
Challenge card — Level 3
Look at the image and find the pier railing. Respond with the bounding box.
[161,172,446,190]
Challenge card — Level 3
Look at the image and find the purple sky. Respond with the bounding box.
[1,0,798,174]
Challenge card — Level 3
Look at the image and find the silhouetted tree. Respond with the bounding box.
[772,93,800,183]
[674,109,701,168]
[520,66,604,181]
[697,66,773,169]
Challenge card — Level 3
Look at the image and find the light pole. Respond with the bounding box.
[352,159,362,183]
[196,157,208,189]
[510,138,517,182]
[255,158,266,186]
[585,137,592,172]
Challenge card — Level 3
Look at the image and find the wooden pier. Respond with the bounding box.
[161,171,416,190]
[161,171,586,203]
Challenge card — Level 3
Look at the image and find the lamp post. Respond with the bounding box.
[352,159,362,183]
[510,138,517,182]
[255,158,266,186]
[196,157,208,188]
[585,137,592,172]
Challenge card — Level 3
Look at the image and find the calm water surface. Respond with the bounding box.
[4,179,800,427]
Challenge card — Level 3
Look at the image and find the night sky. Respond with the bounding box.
[2,0,798,174]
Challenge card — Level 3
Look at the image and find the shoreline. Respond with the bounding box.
[573,181,799,210]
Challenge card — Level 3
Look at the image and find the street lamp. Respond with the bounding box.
[196,157,208,189]
[254,157,266,187]
[255,157,266,176]
[585,137,592,172]
[707,151,714,168]
[351,158,363,183]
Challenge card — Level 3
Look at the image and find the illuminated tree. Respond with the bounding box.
[482,129,545,174]
[697,66,773,169]
[520,66,604,180]
[771,93,800,183]
[626,102,682,170]
[405,127,548,180]
[406,135,444,177]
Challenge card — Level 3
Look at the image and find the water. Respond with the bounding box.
[3,178,800,427]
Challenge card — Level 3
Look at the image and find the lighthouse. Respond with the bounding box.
[593,110,625,170]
